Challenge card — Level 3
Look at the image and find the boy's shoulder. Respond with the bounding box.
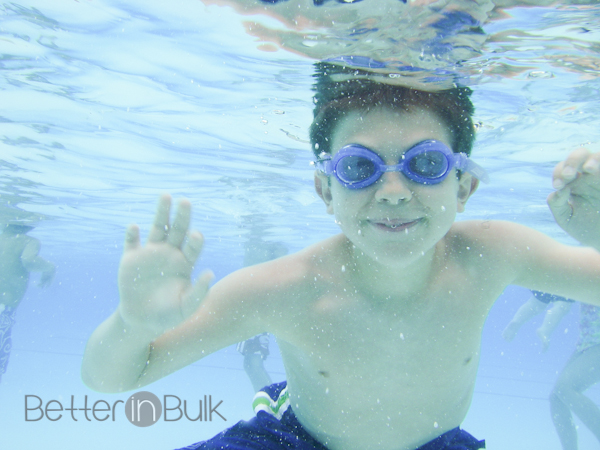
[231,235,343,289]
[217,236,346,328]
[445,219,559,270]
[259,234,347,285]
[449,219,539,243]
[451,219,548,240]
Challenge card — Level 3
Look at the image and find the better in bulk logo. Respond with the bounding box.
[25,391,227,426]
[125,391,163,427]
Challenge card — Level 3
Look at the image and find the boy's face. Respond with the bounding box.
[315,106,477,266]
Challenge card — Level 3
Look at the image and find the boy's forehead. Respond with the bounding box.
[331,107,452,152]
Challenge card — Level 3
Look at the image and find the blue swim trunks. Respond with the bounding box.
[531,290,574,305]
[176,381,485,450]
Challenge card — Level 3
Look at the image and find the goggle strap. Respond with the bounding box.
[463,158,490,184]
[314,156,332,175]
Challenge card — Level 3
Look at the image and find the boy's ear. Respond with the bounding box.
[456,173,479,213]
[314,172,334,215]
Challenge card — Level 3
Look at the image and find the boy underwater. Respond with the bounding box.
[82,64,600,450]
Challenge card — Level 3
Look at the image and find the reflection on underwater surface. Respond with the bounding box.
[0,1,600,449]
[1,0,599,249]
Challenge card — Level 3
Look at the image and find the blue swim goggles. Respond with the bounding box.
[314,140,489,189]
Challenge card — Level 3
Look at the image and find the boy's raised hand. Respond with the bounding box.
[548,148,600,249]
[117,194,213,338]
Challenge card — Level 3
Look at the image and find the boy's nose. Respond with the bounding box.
[374,171,413,204]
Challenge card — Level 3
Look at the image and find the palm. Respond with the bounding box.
[548,150,600,249]
[564,178,600,245]
[117,195,209,338]
[119,243,192,333]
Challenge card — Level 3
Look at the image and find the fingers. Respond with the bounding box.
[38,273,53,288]
[147,194,172,243]
[167,199,191,248]
[181,270,214,317]
[146,195,195,250]
[130,195,201,262]
[582,152,600,175]
[547,187,573,226]
[124,224,141,251]
[182,230,204,263]
[552,148,592,189]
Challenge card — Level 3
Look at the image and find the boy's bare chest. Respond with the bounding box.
[274,285,489,450]
[282,284,487,372]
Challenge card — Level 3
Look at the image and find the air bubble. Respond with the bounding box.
[528,70,554,79]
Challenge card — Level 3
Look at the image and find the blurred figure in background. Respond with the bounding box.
[237,237,287,392]
[237,332,273,393]
[503,290,573,352]
[550,304,600,450]
[0,224,55,383]
[504,291,600,449]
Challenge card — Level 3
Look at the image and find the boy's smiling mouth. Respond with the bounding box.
[367,218,422,232]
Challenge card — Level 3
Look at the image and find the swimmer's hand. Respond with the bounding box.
[117,194,213,338]
[548,148,600,249]
[38,265,56,288]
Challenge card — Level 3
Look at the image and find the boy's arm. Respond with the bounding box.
[487,149,600,305]
[485,222,600,305]
[81,310,160,393]
[82,195,208,392]
[82,195,266,393]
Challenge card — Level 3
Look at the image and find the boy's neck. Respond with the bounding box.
[342,237,441,301]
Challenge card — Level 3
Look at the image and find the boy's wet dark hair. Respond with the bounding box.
[309,62,476,158]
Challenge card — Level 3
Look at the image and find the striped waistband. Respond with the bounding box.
[252,383,290,420]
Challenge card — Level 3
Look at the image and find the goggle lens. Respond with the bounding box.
[337,156,377,184]
[408,151,449,179]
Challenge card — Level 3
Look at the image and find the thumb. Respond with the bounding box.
[181,270,214,318]
[547,187,573,229]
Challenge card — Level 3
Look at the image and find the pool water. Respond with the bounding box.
[1,1,599,449]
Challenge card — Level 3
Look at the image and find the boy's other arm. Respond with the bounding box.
[82,195,235,393]
[479,147,600,304]
[82,195,279,393]
[81,309,161,393]
[473,221,600,306]
[82,268,269,393]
